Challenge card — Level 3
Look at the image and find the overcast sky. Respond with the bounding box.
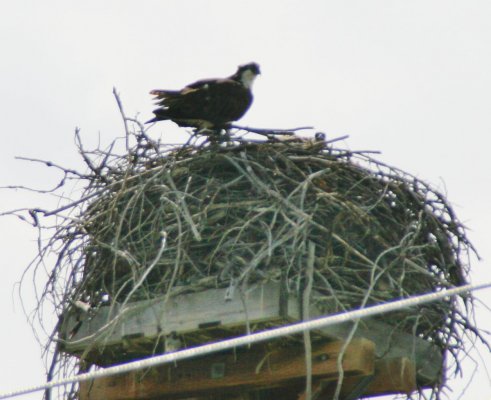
[0,1,490,399]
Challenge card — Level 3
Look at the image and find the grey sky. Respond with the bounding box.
[0,1,490,398]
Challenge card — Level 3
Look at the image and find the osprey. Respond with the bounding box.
[146,62,260,129]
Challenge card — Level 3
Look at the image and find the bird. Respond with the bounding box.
[146,62,261,130]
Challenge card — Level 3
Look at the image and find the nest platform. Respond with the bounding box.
[22,128,482,400]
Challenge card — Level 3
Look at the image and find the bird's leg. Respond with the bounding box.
[221,127,232,143]
[202,127,228,145]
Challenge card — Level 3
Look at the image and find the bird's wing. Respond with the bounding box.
[150,77,225,97]
[185,77,226,90]
[149,78,251,124]
[149,79,221,106]
[178,79,250,120]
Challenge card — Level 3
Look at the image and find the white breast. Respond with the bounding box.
[240,70,258,89]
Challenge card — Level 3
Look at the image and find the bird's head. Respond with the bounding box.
[234,62,261,89]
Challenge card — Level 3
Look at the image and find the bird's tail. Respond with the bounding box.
[145,116,159,124]
[146,108,171,124]
[150,89,181,98]
[146,89,181,123]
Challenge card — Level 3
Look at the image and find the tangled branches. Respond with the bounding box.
[6,116,486,400]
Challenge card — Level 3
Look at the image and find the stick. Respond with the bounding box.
[113,87,131,152]
[229,124,314,136]
[303,241,315,400]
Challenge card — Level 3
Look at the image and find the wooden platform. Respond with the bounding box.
[61,282,442,391]
[80,339,366,399]
[79,339,418,400]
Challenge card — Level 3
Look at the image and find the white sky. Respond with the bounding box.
[0,1,490,399]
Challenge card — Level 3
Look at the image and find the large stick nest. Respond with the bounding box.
[77,135,471,335]
[13,120,485,399]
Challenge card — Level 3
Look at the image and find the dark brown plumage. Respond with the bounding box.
[146,63,260,129]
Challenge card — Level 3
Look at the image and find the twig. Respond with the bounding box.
[120,232,168,308]
[14,156,82,178]
[113,87,131,152]
[324,134,349,144]
[74,128,109,182]
[303,241,315,400]
[41,189,103,217]
[165,172,202,241]
[229,124,314,136]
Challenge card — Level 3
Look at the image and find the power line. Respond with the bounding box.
[0,281,490,399]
